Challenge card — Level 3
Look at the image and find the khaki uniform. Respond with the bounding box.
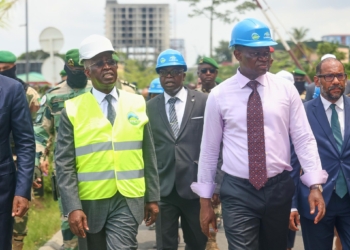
[12,86,40,250]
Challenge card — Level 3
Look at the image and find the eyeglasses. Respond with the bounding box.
[200,68,216,74]
[159,69,184,77]
[246,51,270,59]
[316,73,347,82]
[89,59,117,68]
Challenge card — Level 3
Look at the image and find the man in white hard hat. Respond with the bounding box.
[55,34,160,249]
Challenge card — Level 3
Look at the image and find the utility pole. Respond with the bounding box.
[25,0,29,83]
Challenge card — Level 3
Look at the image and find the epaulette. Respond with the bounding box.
[120,79,136,90]
[46,86,61,93]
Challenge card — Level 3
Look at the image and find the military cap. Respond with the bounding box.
[60,69,67,77]
[292,68,306,76]
[65,49,81,67]
[0,51,17,63]
[198,56,219,69]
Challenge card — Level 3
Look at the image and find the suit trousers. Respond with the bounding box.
[300,192,350,250]
[155,187,207,250]
[0,172,16,250]
[221,171,295,250]
[82,192,138,250]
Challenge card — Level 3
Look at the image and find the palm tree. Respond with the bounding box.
[291,27,309,43]
[0,0,19,27]
[290,27,313,63]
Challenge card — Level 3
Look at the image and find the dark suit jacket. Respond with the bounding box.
[291,95,350,220]
[0,75,35,207]
[147,88,208,200]
[55,91,159,233]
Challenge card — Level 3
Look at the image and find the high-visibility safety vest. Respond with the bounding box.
[65,90,148,200]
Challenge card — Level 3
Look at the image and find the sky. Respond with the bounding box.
[1,0,350,67]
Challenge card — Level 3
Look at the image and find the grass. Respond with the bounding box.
[23,191,61,250]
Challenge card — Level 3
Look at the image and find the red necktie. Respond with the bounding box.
[247,80,267,190]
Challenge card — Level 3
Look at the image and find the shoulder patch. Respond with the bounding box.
[40,95,47,106]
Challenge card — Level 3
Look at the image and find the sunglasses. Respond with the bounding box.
[89,59,117,68]
[200,68,216,74]
[159,69,184,77]
[316,73,347,82]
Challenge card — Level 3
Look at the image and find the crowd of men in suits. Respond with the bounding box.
[1,17,350,250]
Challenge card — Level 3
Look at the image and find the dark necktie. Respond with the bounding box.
[168,97,179,138]
[247,80,267,190]
[330,104,347,198]
[105,94,116,125]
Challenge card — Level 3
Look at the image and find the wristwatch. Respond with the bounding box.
[310,184,323,192]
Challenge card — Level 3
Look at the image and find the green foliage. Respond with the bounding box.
[217,64,239,82]
[18,50,65,61]
[291,27,310,42]
[316,42,346,61]
[214,40,232,63]
[0,0,18,27]
[121,59,158,89]
[184,71,195,85]
[344,63,350,76]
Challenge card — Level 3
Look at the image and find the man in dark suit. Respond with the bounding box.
[0,75,35,250]
[290,57,350,249]
[147,49,208,249]
[55,35,160,249]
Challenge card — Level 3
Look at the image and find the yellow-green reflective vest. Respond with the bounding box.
[65,90,148,200]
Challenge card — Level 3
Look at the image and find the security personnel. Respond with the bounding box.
[55,34,159,249]
[0,50,40,250]
[148,77,164,99]
[197,56,219,94]
[60,69,67,82]
[292,68,308,101]
[34,49,92,250]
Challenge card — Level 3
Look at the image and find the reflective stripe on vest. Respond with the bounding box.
[65,90,147,200]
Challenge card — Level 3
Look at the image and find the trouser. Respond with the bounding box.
[156,187,207,250]
[301,192,350,250]
[221,171,295,250]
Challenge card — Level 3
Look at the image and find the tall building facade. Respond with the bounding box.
[105,0,170,62]
[322,34,350,47]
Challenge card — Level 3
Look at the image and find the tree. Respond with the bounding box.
[213,40,232,63]
[179,0,256,57]
[0,0,18,27]
[316,42,346,61]
[17,50,65,60]
[291,27,309,43]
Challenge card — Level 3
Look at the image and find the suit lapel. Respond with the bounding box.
[341,96,350,154]
[177,89,195,138]
[312,97,339,153]
[157,94,176,140]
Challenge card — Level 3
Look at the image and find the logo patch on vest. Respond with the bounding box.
[127,112,140,125]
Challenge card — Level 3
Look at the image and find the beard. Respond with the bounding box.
[322,84,345,101]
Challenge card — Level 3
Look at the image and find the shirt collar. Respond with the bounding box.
[236,67,267,89]
[164,87,187,104]
[92,87,118,105]
[320,94,344,111]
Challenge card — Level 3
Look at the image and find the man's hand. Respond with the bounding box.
[68,210,89,238]
[40,159,49,176]
[289,211,300,231]
[144,202,159,226]
[32,178,42,189]
[200,198,217,239]
[12,196,29,217]
[211,193,221,206]
[308,189,325,224]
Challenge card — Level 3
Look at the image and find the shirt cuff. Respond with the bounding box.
[190,182,216,198]
[300,170,328,187]
[291,208,298,212]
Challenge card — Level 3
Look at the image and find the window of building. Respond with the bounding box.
[129,27,133,31]
[142,33,146,38]
[129,14,133,18]
[149,8,154,12]
[121,8,125,12]
[142,21,146,25]
[128,34,133,37]
[129,8,133,12]
[128,21,132,25]
[149,14,153,18]
[142,14,146,19]
[149,27,153,31]
[122,14,125,18]
[149,21,153,25]
[142,8,146,12]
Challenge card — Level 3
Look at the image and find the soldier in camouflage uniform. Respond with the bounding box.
[197,57,223,250]
[35,49,136,250]
[0,50,40,250]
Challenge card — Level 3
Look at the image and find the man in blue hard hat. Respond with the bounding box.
[148,78,164,99]
[147,49,209,249]
[191,18,328,249]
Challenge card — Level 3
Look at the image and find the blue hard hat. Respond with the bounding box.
[229,18,277,48]
[155,49,187,73]
[148,78,164,94]
[313,86,320,99]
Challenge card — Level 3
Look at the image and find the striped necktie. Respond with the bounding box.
[168,97,179,138]
[105,94,116,125]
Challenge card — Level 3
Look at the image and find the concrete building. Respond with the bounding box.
[170,38,186,60]
[105,0,170,62]
[322,34,350,47]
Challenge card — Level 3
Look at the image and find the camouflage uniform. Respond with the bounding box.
[34,80,135,250]
[12,86,40,250]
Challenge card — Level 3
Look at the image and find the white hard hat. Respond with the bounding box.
[276,70,294,84]
[321,54,336,61]
[79,34,115,64]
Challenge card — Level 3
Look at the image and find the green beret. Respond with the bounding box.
[0,51,16,63]
[112,53,119,62]
[60,70,67,77]
[198,56,219,69]
[65,49,80,67]
[292,68,306,76]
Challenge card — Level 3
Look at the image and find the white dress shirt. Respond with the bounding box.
[320,95,344,139]
[92,87,118,117]
[163,87,188,127]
